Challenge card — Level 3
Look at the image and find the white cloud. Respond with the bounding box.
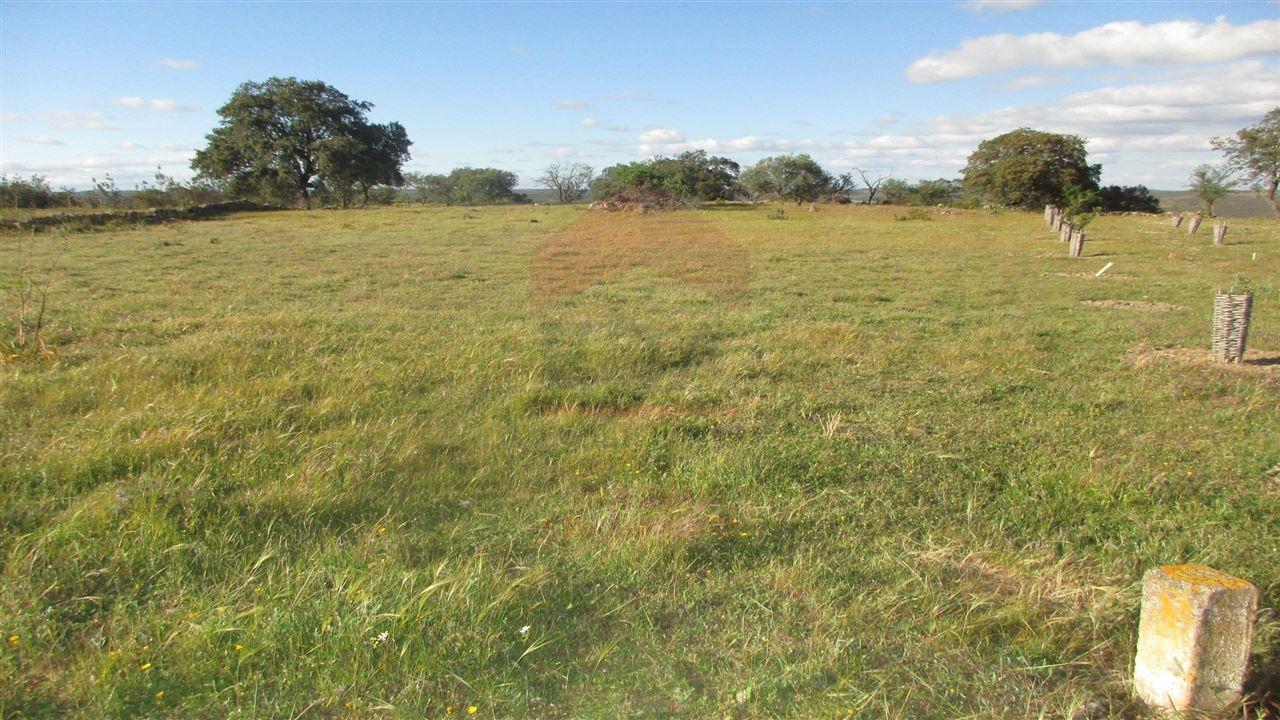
[907,18,1280,82]
[0,152,196,186]
[1000,74,1060,91]
[548,146,580,158]
[115,97,198,112]
[554,99,590,110]
[581,116,598,127]
[962,0,1041,12]
[21,136,65,146]
[6,110,120,130]
[118,142,149,150]
[147,99,198,112]
[158,58,199,70]
[637,127,684,143]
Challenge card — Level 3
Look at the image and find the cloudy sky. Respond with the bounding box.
[2,1,1277,189]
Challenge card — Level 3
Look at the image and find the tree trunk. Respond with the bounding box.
[1267,179,1279,219]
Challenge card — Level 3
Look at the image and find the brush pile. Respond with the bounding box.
[589,187,687,213]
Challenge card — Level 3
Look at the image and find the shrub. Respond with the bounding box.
[132,168,223,209]
[0,175,59,209]
[591,152,741,203]
[1098,185,1161,213]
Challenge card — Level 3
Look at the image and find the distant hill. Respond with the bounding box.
[515,188,560,204]
[1148,190,1275,218]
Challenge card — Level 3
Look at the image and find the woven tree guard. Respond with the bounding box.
[1060,221,1074,243]
[1044,205,1054,225]
[1171,214,1183,228]
[1069,230,1086,257]
[1188,215,1203,235]
[1211,292,1253,363]
[1214,223,1228,245]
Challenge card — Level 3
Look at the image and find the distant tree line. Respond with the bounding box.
[15,75,1277,218]
[403,168,527,205]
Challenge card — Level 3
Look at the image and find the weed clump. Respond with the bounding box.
[894,207,932,221]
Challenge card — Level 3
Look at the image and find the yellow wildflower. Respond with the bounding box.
[468,707,478,715]
[140,662,152,671]
[155,691,165,699]
[6,635,17,646]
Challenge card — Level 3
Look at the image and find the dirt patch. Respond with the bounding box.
[1127,345,1280,375]
[1081,299,1182,312]
[531,211,748,305]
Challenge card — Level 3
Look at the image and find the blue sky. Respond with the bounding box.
[2,1,1277,189]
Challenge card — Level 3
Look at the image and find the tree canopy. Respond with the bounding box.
[1097,185,1160,213]
[191,77,411,208]
[538,162,594,204]
[961,128,1100,209]
[591,151,740,202]
[1187,164,1237,217]
[1213,107,1280,218]
[403,168,523,205]
[740,154,845,204]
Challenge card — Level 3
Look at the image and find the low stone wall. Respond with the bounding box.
[0,201,280,233]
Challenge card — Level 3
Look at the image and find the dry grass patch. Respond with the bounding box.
[1127,344,1280,376]
[1080,299,1182,312]
[1046,272,1136,280]
[531,211,748,306]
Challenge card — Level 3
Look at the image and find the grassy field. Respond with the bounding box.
[2,204,1278,719]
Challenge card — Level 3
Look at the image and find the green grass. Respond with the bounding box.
[2,204,1278,719]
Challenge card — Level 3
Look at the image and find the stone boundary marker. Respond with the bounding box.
[1134,564,1258,714]
[1068,230,1085,257]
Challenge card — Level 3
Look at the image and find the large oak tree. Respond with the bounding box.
[192,77,411,208]
[961,128,1100,209]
